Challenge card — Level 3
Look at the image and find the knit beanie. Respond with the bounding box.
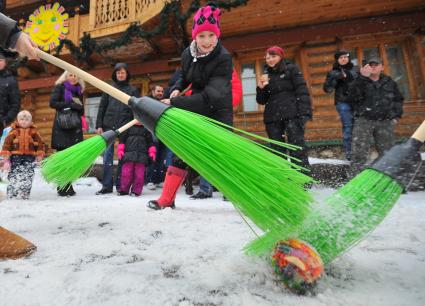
[266,46,284,58]
[192,4,221,40]
[334,50,350,60]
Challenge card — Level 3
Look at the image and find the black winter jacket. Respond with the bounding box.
[50,84,84,150]
[0,69,20,126]
[347,74,404,120]
[323,62,359,104]
[256,61,312,123]
[119,124,154,164]
[96,82,139,131]
[171,42,233,124]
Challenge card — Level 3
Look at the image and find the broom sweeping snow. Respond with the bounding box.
[0,227,37,260]
[37,50,313,231]
[246,120,425,263]
[42,119,138,189]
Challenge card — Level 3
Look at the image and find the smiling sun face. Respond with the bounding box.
[24,2,69,51]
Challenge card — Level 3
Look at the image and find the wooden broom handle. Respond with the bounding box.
[113,88,191,134]
[36,49,131,104]
[117,119,139,134]
[36,49,192,135]
[412,120,425,142]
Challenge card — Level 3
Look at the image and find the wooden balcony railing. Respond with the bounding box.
[88,0,166,37]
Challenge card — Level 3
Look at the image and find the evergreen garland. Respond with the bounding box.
[55,0,249,62]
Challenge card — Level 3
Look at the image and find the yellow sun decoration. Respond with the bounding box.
[24,2,69,51]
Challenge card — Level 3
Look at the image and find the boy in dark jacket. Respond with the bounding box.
[347,56,404,176]
[117,121,155,196]
[1,110,45,199]
[95,63,140,195]
[323,50,359,160]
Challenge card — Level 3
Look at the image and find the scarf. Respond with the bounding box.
[190,40,217,62]
[63,81,82,103]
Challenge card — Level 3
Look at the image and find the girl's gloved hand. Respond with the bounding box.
[148,146,157,162]
[117,144,125,160]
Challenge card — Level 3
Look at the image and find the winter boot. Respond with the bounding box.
[147,166,187,210]
[0,227,37,260]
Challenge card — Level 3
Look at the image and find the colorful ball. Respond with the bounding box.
[271,238,324,294]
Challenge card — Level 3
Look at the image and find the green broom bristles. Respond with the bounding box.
[41,135,107,189]
[245,169,403,263]
[155,108,314,229]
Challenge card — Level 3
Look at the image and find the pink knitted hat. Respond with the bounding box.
[192,4,221,40]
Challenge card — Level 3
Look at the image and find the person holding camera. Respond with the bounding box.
[323,50,359,160]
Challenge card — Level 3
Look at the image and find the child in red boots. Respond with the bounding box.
[118,121,155,196]
[147,3,233,209]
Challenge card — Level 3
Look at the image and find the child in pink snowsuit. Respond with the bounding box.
[118,121,156,196]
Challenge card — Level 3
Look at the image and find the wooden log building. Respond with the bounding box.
[4,0,425,152]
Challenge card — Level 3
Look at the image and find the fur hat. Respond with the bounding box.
[334,50,350,60]
[266,46,284,58]
[192,4,221,40]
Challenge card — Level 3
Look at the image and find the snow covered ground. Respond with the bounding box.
[1,170,424,306]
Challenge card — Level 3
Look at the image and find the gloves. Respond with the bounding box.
[117,144,125,160]
[330,70,344,80]
[81,115,88,131]
[148,146,157,162]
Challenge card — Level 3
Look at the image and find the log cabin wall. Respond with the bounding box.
[7,0,425,149]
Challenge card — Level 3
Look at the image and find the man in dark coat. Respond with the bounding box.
[145,83,168,191]
[95,63,139,194]
[347,56,404,176]
[323,50,359,160]
[0,50,20,134]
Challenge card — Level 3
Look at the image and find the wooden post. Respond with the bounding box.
[128,0,136,22]
[414,33,425,87]
[379,43,390,75]
[297,44,313,101]
[401,39,416,100]
[356,47,363,67]
[73,7,81,46]
[89,0,97,29]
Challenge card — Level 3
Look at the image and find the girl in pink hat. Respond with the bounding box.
[148,3,233,210]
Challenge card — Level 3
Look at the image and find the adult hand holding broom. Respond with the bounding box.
[37,48,313,235]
